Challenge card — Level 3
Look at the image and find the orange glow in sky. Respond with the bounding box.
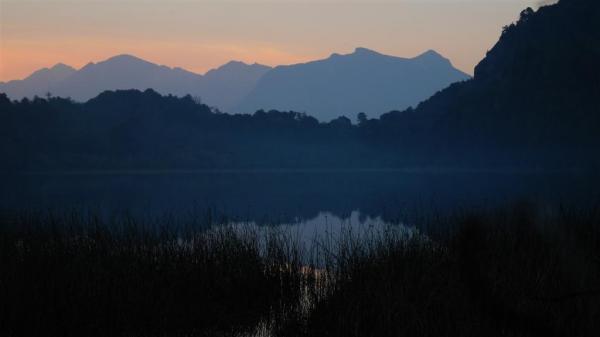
[1,1,539,81]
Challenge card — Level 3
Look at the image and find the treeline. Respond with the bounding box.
[1,0,600,170]
[0,85,597,171]
[0,90,382,170]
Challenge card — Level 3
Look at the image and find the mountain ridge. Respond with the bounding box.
[235,47,469,121]
[0,48,468,119]
[0,55,272,110]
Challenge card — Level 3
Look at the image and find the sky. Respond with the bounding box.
[0,0,553,81]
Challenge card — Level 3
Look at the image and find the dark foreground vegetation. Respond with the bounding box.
[1,204,599,337]
[0,213,304,337]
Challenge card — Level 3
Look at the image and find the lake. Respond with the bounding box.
[2,169,597,227]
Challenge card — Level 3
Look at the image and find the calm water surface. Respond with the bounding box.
[1,170,597,234]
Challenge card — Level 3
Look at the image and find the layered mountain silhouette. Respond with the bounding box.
[0,63,76,99]
[0,49,468,120]
[235,48,469,121]
[0,0,598,170]
[0,55,271,111]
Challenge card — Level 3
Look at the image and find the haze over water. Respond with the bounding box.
[1,170,595,232]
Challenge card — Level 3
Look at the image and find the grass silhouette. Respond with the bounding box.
[1,204,599,336]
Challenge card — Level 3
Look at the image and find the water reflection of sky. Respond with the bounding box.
[231,210,417,256]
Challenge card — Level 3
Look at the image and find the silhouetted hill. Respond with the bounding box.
[0,89,379,170]
[235,48,470,121]
[0,55,271,111]
[371,0,600,166]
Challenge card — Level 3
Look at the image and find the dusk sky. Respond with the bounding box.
[1,0,553,81]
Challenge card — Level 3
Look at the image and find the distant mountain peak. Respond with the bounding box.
[204,61,271,79]
[223,60,247,67]
[105,54,146,62]
[328,47,382,60]
[90,54,158,69]
[81,62,96,70]
[23,62,76,82]
[352,47,381,56]
[220,60,270,69]
[212,60,254,72]
[415,49,446,60]
[50,63,75,72]
[413,49,454,68]
[70,54,153,71]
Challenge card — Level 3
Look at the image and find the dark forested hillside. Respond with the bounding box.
[370,0,600,166]
[1,0,599,170]
[0,90,384,170]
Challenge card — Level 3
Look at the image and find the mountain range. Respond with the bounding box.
[2,0,596,170]
[0,55,271,113]
[0,48,469,121]
[236,48,469,121]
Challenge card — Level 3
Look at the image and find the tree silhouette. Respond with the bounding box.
[357,112,367,125]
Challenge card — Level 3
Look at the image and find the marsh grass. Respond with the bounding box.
[1,204,599,337]
[0,211,304,337]
[285,203,600,337]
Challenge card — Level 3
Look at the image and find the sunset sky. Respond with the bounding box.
[1,0,552,82]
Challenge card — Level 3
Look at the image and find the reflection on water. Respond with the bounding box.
[230,210,417,253]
